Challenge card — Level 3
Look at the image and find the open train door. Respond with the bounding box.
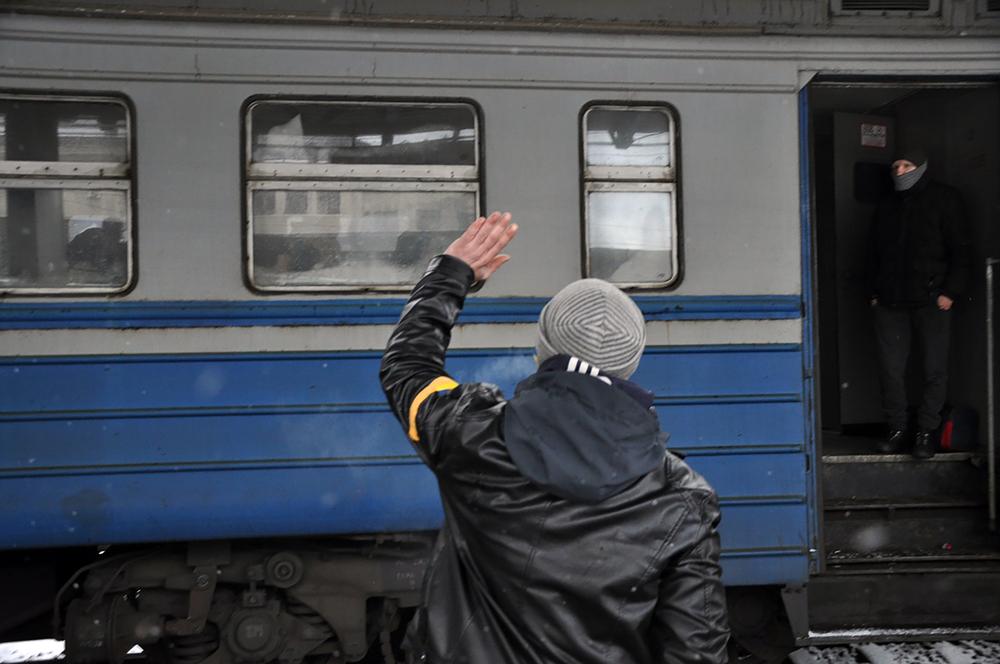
[803,78,1000,642]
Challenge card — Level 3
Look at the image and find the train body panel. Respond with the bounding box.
[1,344,809,587]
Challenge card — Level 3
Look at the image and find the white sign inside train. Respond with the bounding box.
[860,123,888,149]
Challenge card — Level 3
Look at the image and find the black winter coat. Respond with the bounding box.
[380,255,729,664]
[868,175,972,307]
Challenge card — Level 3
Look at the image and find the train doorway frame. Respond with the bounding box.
[795,75,1000,642]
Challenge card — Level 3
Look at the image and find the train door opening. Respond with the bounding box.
[806,79,1000,631]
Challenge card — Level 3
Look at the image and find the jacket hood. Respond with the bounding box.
[503,358,666,503]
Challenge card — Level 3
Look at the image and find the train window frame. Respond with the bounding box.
[580,103,681,290]
[0,92,136,296]
[242,97,483,294]
[830,0,939,15]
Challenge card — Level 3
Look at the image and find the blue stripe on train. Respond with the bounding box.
[2,345,801,412]
[0,345,809,585]
[0,411,806,477]
[0,295,801,329]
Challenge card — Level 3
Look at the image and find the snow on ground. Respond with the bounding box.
[0,640,64,663]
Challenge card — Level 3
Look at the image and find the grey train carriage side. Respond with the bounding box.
[1,3,999,663]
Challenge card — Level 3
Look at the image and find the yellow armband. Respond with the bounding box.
[407,376,459,442]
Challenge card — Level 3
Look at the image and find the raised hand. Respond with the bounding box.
[444,211,518,283]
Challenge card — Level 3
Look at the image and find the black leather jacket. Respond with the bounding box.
[380,255,729,664]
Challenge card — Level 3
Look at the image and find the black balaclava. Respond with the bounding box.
[893,148,928,192]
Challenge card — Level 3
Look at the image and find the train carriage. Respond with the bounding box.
[0,2,999,662]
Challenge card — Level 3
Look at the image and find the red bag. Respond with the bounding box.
[939,406,978,452]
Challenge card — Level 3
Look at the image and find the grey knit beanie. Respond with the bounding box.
[535,279,646,379]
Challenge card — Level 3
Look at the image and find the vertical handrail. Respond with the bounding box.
[988,258,998,532]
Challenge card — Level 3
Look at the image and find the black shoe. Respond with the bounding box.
[877,427,907,454]
[912,430,936,459]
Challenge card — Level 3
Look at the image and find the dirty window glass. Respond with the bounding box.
[251,189,474,287]
[246,100,480,291]
[0,98,128,163]
[0,187,129,290]
[585,108,671,168]
[250,102,476,166]
[587,191,673,284]
[0,94,133,294]
[582,104,679,287]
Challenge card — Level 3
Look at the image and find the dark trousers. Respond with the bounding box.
[872,304,951,431]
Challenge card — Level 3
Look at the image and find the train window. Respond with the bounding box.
[0,94,133,294]
[245,100,480,291]
[831,0,938,15]
[582,105,678,287]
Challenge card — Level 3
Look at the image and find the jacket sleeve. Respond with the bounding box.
[942,189,972,299]
[380,254,476,467]
[649,491,730,664]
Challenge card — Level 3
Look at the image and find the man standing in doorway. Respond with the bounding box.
[868,149,972,459]
[381,211,729,663]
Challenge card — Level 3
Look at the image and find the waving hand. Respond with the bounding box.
[444,211,518,283]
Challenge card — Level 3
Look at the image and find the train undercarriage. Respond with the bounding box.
[56,538,431,664]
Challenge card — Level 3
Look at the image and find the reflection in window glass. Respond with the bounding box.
[0,94,133,293]
[0,98,128,163]
[255,190,277,215]
[283,191,308,215]
[0,188,129,289]
[250,102,476,166]
[587,191,673,284]
[585,108,671,168]
[251,189,474,287]
[316,190,341,215]
[246,100,480,290]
